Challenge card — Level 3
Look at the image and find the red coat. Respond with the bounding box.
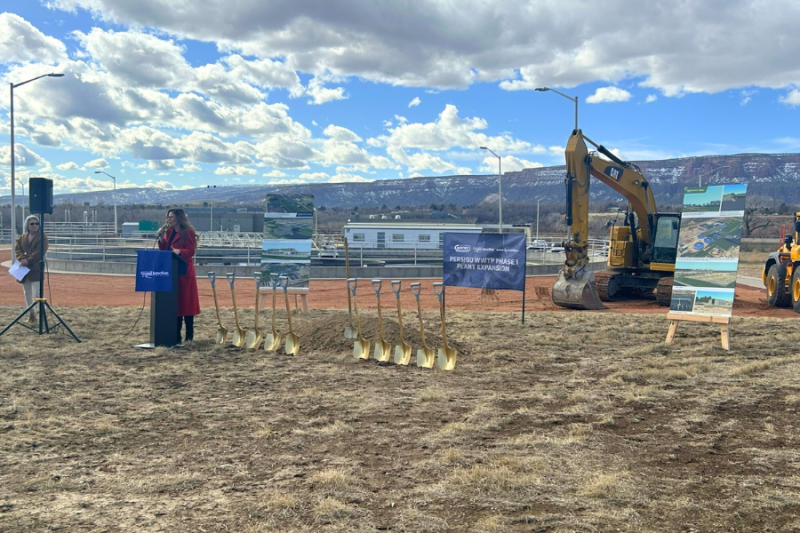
[158,227,201,317]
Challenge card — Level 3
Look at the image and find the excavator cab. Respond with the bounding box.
[651,214,681,267]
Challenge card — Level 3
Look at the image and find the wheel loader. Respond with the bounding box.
[763,213,800,311]
[551,130,681,310]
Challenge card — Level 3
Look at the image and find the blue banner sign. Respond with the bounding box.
[135,250,174,292]
[443,233,526,291]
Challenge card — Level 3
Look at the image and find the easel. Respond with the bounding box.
[665,312,730,350]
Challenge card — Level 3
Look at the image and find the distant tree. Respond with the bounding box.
[381,204,388,210]
[430,203,439,211]
[318,205,327,211]
[743,206,772,237]
[395,205,402,210]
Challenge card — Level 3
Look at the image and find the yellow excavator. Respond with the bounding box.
[763,213,800,311]
[551,130,681,310]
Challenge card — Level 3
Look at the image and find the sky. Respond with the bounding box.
[1,0,800,195]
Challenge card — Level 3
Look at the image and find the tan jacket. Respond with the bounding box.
[15,232,49,283]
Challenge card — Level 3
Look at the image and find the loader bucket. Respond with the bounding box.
[551,269,605,310]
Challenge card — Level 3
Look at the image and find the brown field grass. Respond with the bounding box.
[2,305,800,532]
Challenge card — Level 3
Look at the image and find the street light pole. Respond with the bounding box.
[9,73,64,239]
[695,165,729,187]
[535,87,578,131]
[94,170,117,234]
[536,196,549,241]
[480,146,503,233]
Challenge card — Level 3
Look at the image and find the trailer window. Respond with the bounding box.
[418,234,431,242]
[352,233,365,242]
[392,234,404,242]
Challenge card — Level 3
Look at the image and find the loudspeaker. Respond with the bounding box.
[29,177,53,214]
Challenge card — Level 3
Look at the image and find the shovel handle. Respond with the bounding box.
[410,282,421,301]
[253,273,262,288]
[226,272,236,289]
[207,272,216,288]
[433,282,444,302]
[371,279,382,295]
[280,275,289,292]
[347,278,358,296]
[391,280,402,297]
[270,273,280,289]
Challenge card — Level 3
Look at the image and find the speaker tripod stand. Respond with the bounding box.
[0,210,81,342]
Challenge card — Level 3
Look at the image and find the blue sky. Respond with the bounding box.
[2,1,800,194]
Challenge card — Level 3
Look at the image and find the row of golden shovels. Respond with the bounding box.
[207,272,300,355]
[345,278,456,370]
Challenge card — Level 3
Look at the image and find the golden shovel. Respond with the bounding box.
[264,274,282,352]
[348,278,370,359]
[343,238,357,340]
[207,272,227,344]
[245,273,265,349]
[411,282,435,368]
[433,282,457,371]
[226,273,247,348]
[281,276,300,356]
[371,279,392,362]
[391,280,411,365]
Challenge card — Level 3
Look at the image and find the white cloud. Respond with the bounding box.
[42,0,800,96]
[323,125,362,142]
[586,87,632,104]
[57,161,80,170]
[645,94,658,103]
[306,76,347,105]
[215,165,257,175]
[0,13,68,64]
[0,144,46,166]
[409,97,421,107]
[84,158,110,168]
[479,155,542,173]
[181,163,201,172]
[263,170,286,177]
[780,89,800,107]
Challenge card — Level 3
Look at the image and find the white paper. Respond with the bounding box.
[8,260,30,282]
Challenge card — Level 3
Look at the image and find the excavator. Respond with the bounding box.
[551,129,681,310]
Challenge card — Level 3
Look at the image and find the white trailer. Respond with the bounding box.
[343,222,482,249]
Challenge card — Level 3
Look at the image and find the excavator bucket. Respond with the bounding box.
[551,268,605,310]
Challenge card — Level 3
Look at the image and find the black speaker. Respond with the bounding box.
[29,177,53,214]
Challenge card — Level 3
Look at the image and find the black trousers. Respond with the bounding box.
[177,315,194,342]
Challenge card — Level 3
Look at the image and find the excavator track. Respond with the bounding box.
[593,270,618,302]
[656,277,674,307]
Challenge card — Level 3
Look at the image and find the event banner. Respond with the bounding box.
[443,233,526,291]
[263,194,313,288]
[669,184,747,318]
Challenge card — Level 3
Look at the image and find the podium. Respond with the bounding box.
[135,250,186,348]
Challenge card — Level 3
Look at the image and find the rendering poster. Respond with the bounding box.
[262,194,314,288]
[669,184,747,317]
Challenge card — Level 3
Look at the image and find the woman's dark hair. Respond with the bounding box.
[168,209,195,233]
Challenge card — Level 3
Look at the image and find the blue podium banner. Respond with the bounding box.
[135,250,174,292]
[443,233,526,291]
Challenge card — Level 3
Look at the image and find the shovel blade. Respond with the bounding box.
[437,347,457,371]
[343,326,357,340]
[353,339,370,360]
[232,328,247,348]
[245,330,263,350]
[264,333,281,352]
[216,327,227,345]
[551,269,606,310]
[285,333,300,356]
[374,341,392,363]
[394,343,412,365]
[417,348,435,369]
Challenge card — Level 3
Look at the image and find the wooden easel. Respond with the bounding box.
[665,312,730,350]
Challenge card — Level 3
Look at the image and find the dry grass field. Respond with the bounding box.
[2,305,800,532]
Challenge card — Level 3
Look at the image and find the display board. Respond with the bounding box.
[669,184,747,318]
[262,194,313,288]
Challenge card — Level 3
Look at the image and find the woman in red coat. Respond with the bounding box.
[157,208,201,345]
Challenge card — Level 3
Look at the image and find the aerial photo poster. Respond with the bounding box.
[262,194,314,288]
[669,184,747,318]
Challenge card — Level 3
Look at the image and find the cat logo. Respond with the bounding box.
[604,166,623,181]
